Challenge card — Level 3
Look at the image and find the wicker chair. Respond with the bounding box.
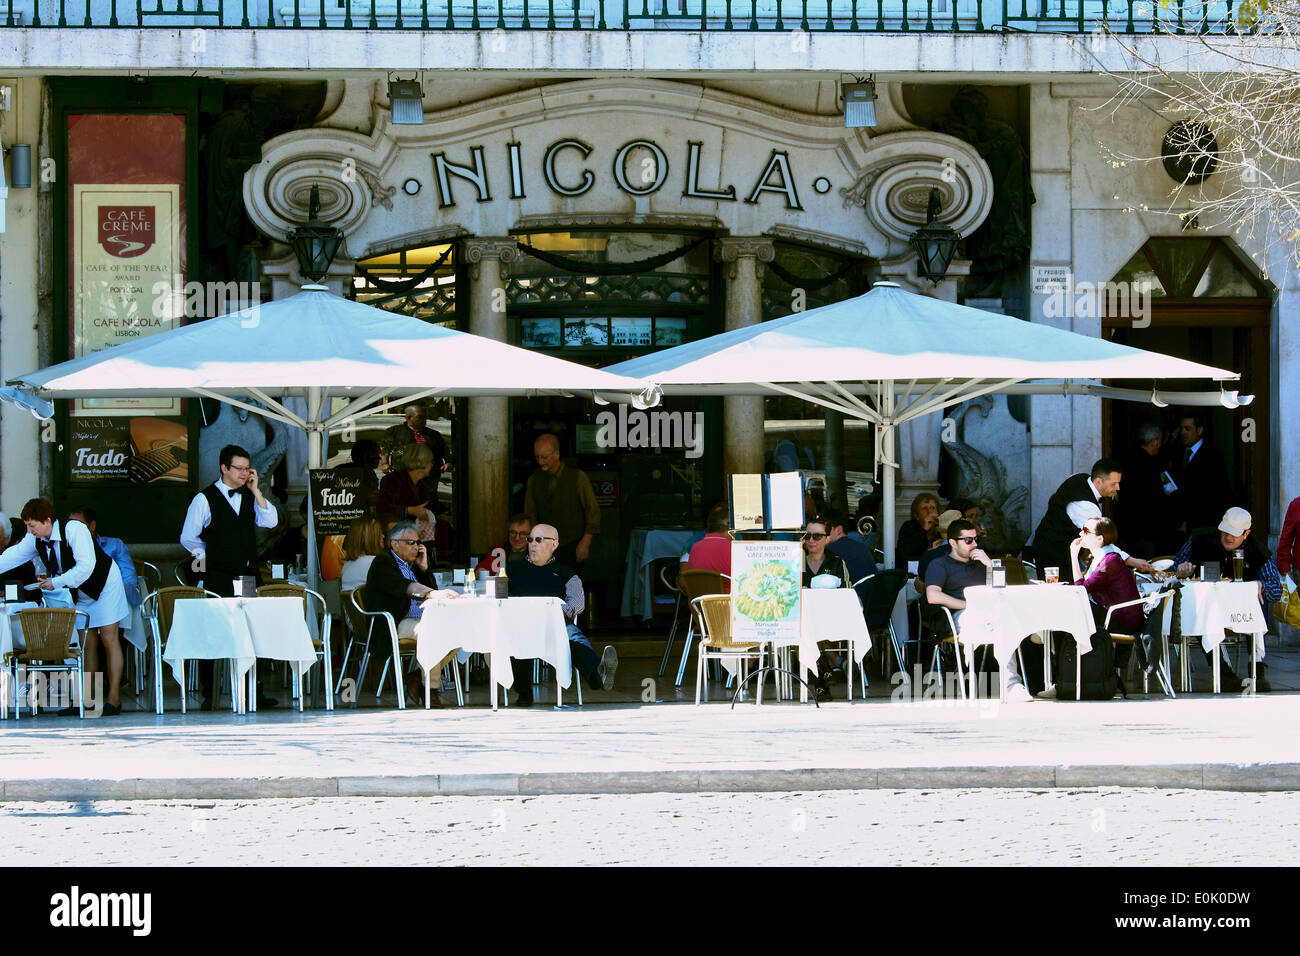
[141,585,219,714]
[693,594,767,705]
[10,608,90,718]
[256,583,333,711]
[673,569,731,687]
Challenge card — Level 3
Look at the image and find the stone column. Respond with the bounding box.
[463,238,517,557]
[715,237,775,476]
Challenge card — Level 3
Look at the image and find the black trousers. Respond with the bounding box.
[511,639,601,703]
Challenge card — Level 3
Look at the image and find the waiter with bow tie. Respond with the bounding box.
[180,443,279,710]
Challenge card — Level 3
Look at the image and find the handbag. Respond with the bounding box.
[1273,578,1300,628]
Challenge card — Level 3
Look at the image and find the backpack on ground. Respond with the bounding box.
[1056,629,1119,700]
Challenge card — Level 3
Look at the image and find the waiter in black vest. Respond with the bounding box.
[180,443,279,710]
[1029,458,1126,579]
[0,497,130,715]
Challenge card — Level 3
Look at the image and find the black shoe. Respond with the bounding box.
[514,696,534,708]
[1219,672,1245,693]
[101,702,121,717]
[256,696,279,709]
[1255,675,1272,693]
[814,684,833,703]
[56,704,81,717]
[199,696,216,712]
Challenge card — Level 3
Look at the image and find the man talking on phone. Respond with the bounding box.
[180,443,279,710]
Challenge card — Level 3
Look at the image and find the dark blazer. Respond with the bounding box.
[1031,473,1108,578]
[1168,441,1228,534]
[364,547,434,624]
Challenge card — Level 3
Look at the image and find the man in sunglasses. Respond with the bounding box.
[507,523,618,707]
[365,519,457,706]
[924,518,1032,703]
[475,513,533,576]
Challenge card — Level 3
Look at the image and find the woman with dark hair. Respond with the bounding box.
[896,492,941,567]
[1069,516,1142,632]
[378,443,439,558]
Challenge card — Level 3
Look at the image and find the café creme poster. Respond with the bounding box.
[73,183,181,415]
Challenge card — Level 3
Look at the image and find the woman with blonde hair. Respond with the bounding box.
[340,515,386,591]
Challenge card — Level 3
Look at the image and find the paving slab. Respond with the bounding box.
[3,687,1300,798]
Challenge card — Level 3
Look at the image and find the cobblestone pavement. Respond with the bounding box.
[3,789,1297,865]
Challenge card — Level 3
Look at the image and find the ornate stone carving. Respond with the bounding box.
[714,236,776,279]
[463,237,519,281]
[360,169,396,211]
[839,130,993,246]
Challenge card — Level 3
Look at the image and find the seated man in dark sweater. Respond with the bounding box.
[508,523,618,707]
[1174,507,1281,693]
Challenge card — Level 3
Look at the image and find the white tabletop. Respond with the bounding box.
[1145,580,1269,660]
[0,602,41,659]
[790,587,871,679]
[162,596,317,689]
[959,584,1096,667]
[415,595,572,701]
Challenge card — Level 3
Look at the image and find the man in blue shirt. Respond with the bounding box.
[69,506,140,608]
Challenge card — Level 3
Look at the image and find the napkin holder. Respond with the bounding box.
[3,583,17,603]
[1201,562,1221,583]
[486,576,508,599]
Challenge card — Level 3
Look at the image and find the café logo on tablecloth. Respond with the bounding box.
[97,206,156,258]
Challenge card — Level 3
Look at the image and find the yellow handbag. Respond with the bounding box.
[1273,579,1300,628]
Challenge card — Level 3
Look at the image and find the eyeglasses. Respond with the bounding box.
[392,538,419,546]
[528,536,556,543]
[806,532,829,541]
[508,530,530,538]
[226,464,251,473]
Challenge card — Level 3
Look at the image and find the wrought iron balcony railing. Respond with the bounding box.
[2,0,1252,32]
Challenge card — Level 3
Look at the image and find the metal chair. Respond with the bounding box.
[673,569,730,686]
[693,594,767,705]
[130,560,162,695]
[1105,588,1177,698]
[656,562,687,677]
[343,587,463,709]
[9,608,89,718]
[256,583,333,711]
[141,585,219,714]
[926,606,1024,700]
[861,568,911,676]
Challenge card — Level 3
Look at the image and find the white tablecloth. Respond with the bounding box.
[958,584,1096,667]
[619,529,697,619]
[162,597,317,696]
[787,588,871,680]
[415,595,572,705]
[1163,580,1268,660]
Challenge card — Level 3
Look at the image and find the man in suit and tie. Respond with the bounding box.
[1029,458,1124,581]
[1166,412,1228,536]
[180,443,279,710]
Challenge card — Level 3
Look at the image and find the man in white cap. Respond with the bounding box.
[1175,506,1281,692]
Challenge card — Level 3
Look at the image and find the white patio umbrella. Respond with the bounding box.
[8,284,657,585]
[606,282,1245,566]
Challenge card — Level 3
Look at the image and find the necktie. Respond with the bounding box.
[1183,447,1194,467]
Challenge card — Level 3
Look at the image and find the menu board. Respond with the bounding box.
[310,467,367,536]
[730,540,803,645]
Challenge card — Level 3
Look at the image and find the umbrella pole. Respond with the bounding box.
[881,382,896,570]
[305,387,323,593]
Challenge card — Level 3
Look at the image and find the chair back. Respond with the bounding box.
[679,568,728,602]
[694,594,759,649]
[134,560,161,600]
[18,608,85,661]
[343,586,375,646]
[145,586,209,646]
[862,568,909,630]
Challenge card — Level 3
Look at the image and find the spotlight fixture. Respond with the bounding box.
[6,143,31,189]
[842,76,877,129]
[388,78,425,126]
